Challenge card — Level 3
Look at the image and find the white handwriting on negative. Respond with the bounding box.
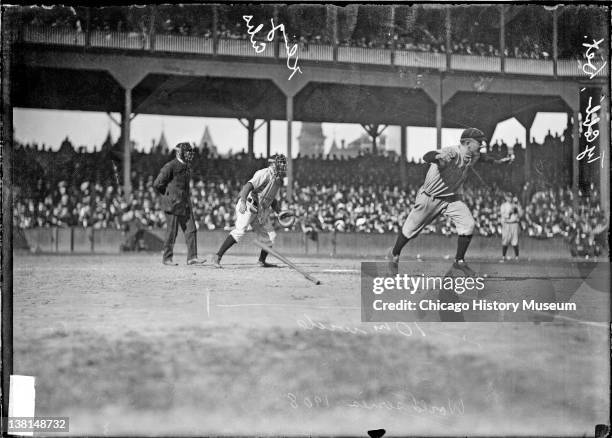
[582,38,607,79]
[577,96,603,163]
[243,15,303,80]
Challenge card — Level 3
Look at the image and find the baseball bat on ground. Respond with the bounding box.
[252,240,321,285]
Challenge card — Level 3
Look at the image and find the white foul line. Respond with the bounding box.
[321,269,360,273]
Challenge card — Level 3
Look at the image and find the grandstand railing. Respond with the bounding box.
[394,50,446,70]
[451,54,501,73]
[20,26,607,78]
[156,34,213,54]
[337,46,392,65]
[217,38,274,58]
[90,30,149,50]
[505,57,554,76]
[281,43,334,62]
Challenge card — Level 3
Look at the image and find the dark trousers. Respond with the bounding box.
[163,212,197,262]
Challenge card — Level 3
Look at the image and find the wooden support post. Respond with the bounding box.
[500,5,506,73]
[248,118,255,156]
[122,87,132,198]
[85,7,91,48]
[525,122,532,182]
[212,4,218,56]
[266,120,271,158]
[149,5,156,52]
[445,8,452,70]
[552,8,558,77]
[286,95,294,198]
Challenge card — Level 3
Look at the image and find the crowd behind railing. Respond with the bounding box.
[14,4,606,61]
[12,134,607,257]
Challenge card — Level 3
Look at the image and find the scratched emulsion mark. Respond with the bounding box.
[285,390,465,419]
[243,15,303,80]
[296,313,483,349]
[577,36,607,166]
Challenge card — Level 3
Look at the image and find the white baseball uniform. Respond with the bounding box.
[401,145,478,239]
[230,167,281,246]
[500,201,521,246]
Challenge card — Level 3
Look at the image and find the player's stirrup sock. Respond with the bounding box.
[392,233,410,256]
[513,246,519,257]
[502,245,508,257]
[455,234,473,261]
[217,235,237,258]
[259,249,268,263]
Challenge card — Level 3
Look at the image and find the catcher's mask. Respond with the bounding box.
[176,142,195,164]
[269,154,287,178]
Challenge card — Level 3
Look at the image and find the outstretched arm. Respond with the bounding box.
[480,153,514,164]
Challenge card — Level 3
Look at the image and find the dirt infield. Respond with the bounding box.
[13,253,610,435]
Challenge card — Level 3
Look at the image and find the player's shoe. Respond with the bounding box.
[257,260,279,268]
[163,259,178,266]
[385,248,399,275]
[453,259,476,277]
[210,254,222,268]
[187,257,206,265]
[499,256,506,263]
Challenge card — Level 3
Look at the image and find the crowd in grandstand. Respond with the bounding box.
[17,4,604,61]
[12,133,608,258]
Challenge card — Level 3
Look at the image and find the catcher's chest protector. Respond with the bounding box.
[256,173,282,210]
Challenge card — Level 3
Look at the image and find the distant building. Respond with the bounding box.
[298,122,326,157]
[100,129,114,152]
[58,136,75,157]
[347,132,386,153]
[153,129,170,154]
[198,125,218,156]
[327,132,387,158]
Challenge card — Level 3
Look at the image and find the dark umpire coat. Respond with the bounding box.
[153,158,192,217]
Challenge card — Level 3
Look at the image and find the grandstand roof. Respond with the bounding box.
[13,50,580,133]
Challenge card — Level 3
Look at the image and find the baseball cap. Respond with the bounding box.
[460,128,486,142]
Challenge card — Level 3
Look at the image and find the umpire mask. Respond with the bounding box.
[176,142,195,164]
[270,154,287,178]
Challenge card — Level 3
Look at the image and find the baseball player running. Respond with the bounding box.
[499,192,522,261]
[210,154,287,268]
[386,128,512,276]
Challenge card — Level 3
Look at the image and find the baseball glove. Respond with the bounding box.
[278,210,296,228]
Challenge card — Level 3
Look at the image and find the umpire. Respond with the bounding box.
[153,142,206,266]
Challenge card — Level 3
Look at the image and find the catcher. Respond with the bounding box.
[210,154,293,268]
